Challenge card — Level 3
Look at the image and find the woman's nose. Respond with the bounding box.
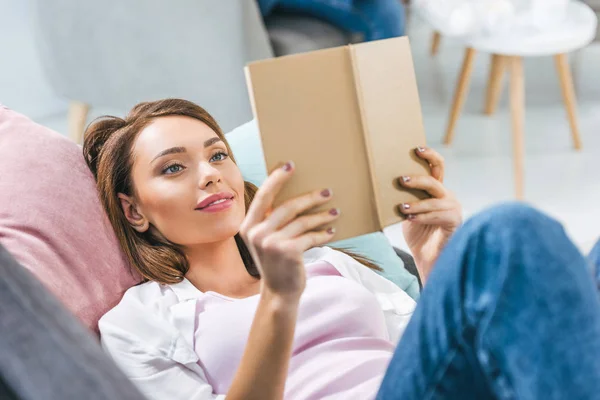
[197,161,222,188]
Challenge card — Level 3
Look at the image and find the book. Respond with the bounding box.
[245,36,431,242]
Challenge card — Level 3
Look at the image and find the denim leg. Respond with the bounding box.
[377,203,600,400]
[353,0,406,41]
[588,239,600,290]
[277,0,406,41]
[0,245,147,400]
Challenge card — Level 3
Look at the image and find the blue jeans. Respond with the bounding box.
[378,203,600,399]
[589,240,600,290]
[261,0,406,41]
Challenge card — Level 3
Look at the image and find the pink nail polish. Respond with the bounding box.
[321,188,332,198]
[327,227,336,234]
[401,176,411,183]
[403,203,410,210]
[282,161,294,171]
[329,208,340,216]
[407,214,416,220]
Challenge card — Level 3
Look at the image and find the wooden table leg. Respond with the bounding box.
[444,48,476,146]
[430,31,441,56]
[555,53,583,150]
[509,56,525,200]
[485,54,506,116]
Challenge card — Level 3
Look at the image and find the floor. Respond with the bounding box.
[2,2,599,253]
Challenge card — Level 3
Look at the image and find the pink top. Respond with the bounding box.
[193,261,395,399]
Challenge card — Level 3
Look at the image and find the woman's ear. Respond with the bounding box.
[118,193,149,232]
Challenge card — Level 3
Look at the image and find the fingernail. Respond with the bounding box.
[402,203,410,210]
[416,146,426,153]
[282,161,294,172]
[327,227,336,234]
[329,208,340,216]
[321,188,332,198]
[400,176,411,184]
[407,214,416,220]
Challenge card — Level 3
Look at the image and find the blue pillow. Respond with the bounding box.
[225,120,420,300]
[257,0,279,16]
[258,0,354,17]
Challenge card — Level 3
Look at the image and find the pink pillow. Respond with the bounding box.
[0,105,140,333]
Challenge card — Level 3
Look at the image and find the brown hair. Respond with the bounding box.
[83,98,379,285]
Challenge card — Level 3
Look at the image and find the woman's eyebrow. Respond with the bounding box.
[204,137,223,148]
[150,138,223,164]
[151,147,186,163]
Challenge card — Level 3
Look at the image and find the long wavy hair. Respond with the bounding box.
[83,98,379,284]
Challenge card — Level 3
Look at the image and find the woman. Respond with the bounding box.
[86,99,600,400]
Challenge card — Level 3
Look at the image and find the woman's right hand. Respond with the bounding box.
[239,161,340,300]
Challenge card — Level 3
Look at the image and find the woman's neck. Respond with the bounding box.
[183,236,260,298]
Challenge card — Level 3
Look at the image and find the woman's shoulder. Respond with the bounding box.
[303,246,373,274]
[99,280,182,343]
[303,246,373,283]
[124,280,176,304]
[303,246,343,264]
[99,281,202,377]
[305,246,416,304]
[103,281,175,317]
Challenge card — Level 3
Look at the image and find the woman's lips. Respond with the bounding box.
[197,198,233,213]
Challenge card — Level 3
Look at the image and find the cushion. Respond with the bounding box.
[257,0,280,16]
[226,120,420,300]
[259,0,353,18]
[0,105,140,333]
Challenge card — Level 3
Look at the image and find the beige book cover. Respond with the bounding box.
[245,36,431,242]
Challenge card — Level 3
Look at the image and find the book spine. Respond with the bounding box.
[347,46,386,231]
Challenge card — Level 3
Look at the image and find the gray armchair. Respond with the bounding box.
[32,1,353,142]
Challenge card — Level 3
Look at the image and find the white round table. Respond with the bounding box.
[433,1,597,199]
[467,2,597,56]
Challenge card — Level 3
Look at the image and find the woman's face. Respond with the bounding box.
[121,116,246,246]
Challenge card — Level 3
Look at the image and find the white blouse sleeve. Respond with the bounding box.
[99,285,225,400]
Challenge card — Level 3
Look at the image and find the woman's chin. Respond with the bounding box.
[199,215,245,242]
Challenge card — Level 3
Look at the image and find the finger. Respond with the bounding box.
[404,210,461,226]
[397,198,455,215]
[415,146,444,182]
[291,228,337,253]
[398,175,446,199]
[276,207,340,239]
[261,187,333,233]
[244,161,295,227]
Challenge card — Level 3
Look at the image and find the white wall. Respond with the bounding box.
[0,0,67,118]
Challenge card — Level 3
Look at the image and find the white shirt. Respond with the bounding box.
[99,247,417,400]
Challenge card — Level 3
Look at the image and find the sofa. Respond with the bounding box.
[0,104,420,398]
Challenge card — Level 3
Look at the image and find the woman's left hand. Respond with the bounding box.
[398,147,462,283]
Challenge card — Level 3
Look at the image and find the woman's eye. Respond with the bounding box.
[162,164,184,175]
[210,152,229,162]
